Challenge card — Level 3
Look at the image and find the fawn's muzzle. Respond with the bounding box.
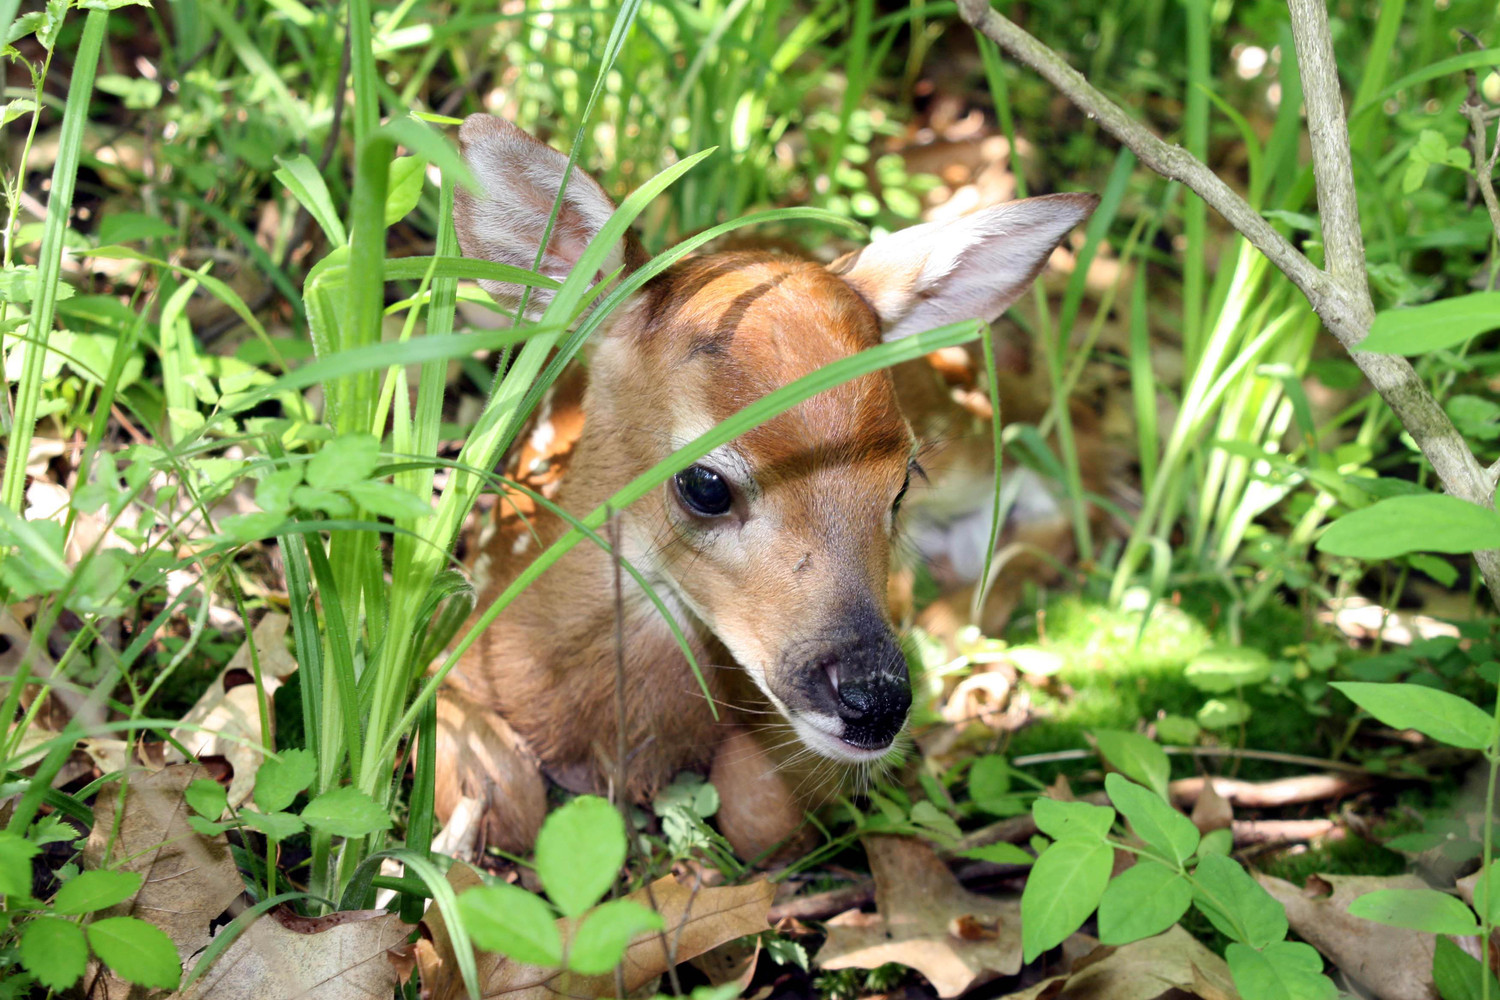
[781,605,911,757]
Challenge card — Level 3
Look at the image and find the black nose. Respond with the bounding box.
[828,638,911,750]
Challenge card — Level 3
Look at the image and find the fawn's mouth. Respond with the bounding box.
[788,711,902,763]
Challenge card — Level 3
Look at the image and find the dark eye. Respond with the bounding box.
[674,464,733,516]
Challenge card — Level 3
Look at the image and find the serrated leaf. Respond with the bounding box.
[305,432,380,490]
[458,881,562,966]
[345,480,434,520]
[1097,859,1192,945]
[1318,495,1500,559]
[299,786,392,837]
[87,916,181,989]
[184,778,228,820]
[1346,888,1481,935]
[255,748,316,813]
[1330,681,1495,750]
[52,869,143,915]
[1192,853,1287,948]
[569,899,665,974]
[1020,837,1112,962]
[1093,729,1171,799]
[536,795,625,917]
[19,917,86,991]
[1105,773,1199,865]
[1032,796,1114,842]
[0,830,40,897]
[1226,941,1336,1000]
[255,467,303,514]
[241,809,306,842]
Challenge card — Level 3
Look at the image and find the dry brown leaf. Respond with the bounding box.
[418,861,775,1000]
[1256,871,1438,1000]
[816,835,1021,998]
[1190,777,1234,835]
[995,926,1236,1000]
[83,765,244,998]
[168,613,298,808]
[175,907,413,999]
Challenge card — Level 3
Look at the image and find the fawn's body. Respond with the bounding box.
[435,115,1097,858]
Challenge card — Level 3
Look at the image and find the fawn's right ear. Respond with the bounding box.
[454,115,630,318]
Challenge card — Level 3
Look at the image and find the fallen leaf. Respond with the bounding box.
[816,835,1021,997]
[168,613,298,809]
[176,906,412,999]
[419,861,775,1000]
[82,765,244,998]
[995,926,1235,1000]
[1256,871,1438,1000]
[1190,777,1234,835]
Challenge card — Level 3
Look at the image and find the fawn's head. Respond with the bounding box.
[455,115,1095,764]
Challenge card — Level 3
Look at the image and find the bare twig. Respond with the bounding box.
[954,0,1500,610]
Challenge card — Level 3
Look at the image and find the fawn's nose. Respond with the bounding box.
[822,637,911,750]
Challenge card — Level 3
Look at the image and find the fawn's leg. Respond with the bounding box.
[432,685,548,855]
[709,724,825,863]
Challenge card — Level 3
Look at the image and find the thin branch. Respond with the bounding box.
[955,0,1500,610]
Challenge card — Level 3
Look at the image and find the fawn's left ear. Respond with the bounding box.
[829,192,1099,341]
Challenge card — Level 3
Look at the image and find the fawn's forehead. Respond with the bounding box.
[639,251,911,471]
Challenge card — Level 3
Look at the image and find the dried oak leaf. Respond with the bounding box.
[83,764,244,999]
[168,613,298,809]
[997,926,1235,1000]
[816,834,1021,998]
[418,861,775,1000]
[1256,871,1438,1000]
[175,907,413,999]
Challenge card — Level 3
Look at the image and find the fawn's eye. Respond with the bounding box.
[674,464,733,516]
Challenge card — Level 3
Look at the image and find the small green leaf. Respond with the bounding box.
[1347,888,1480,935]
[1225,941,1335,1000]
[255,748,316,813]
[1470,859,1500,927]
[959,842,1034,866]
[1184,646,1272,693]
[1097,860,1192,945]
[185,778,228,821]
[1359,292,1500,355]
[1105,774,1199,865]
[1032,797,1114,842]
[1155,714,1202,745]
[969,755,1011,811]
[1020,837,1113,963]
[384,156,429,227]
[305,432,380,490]
[1191,854,1287,948]
[458,882,562,966]
[1197,697,1252,730]
[87,916,181,989]
[568,899,664,974]
[241,809,306,842]
[291,485,354,517]
[1093,730,1171,799]
[1433,933,1500,1000]
[0,830,40,898]
[299,787,392,837]
[1317,495,1500,559]
[97,212,176,246]
[345,480,434,520]
[19,916,87,991]
[536,795,625,917]
[255,467,303,514]
[1197,829,1233,857]
[52,869,143,915]
[1330,682,1495,750]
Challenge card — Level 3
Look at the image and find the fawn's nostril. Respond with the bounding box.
[837,680,876,717]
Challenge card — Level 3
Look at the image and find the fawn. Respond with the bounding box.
[433,114,1097,859]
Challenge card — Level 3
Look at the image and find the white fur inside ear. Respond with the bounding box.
[454,115,624,316]
[837,193,1098,341]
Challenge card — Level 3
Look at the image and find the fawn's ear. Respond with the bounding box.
[829,192,1099,341]
[454,115,630,318]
